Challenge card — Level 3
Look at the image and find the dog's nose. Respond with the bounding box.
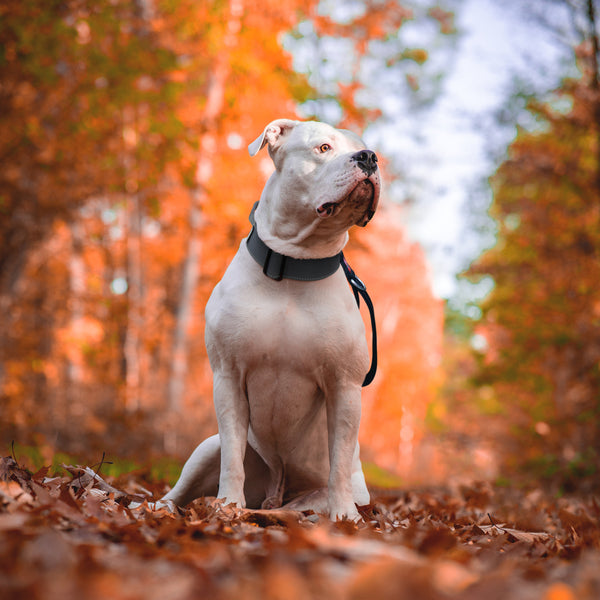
[352,150,378,176]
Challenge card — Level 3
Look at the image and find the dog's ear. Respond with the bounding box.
[248,119,298,156]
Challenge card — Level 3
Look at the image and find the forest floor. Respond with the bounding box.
[1,454,599,600]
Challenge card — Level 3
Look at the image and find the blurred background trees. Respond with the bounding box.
[2,0,599,493]
[0,0,449,476]
[464,19,600,488]
[442,0,600,491]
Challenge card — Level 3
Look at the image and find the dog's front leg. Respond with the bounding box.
[213,373,248,508]
[326,385,362,521]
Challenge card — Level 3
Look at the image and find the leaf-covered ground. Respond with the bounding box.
[1,456,599,600]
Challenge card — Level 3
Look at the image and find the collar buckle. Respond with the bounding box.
[262,247,286,281]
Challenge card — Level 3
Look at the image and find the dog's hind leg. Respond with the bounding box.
[283,488,329,514]
[160,434,271,509]
[161,434,221,507]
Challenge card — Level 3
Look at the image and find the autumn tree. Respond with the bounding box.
[0,0,181,298]
[466,61,600,487]
[0,0,321,453]
[0,0,184,450]
[0,0,451,475]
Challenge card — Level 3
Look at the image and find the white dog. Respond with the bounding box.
[161,119,381,520]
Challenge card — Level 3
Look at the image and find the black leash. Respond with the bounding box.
[246,202,378,387]
[340,254,378,387]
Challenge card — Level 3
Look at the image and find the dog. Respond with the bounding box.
[161,119,381,520]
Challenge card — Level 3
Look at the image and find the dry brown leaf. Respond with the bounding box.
[3,457,600,600]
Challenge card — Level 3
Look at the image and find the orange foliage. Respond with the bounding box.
[347,205,443,475]
[0,0,445,478]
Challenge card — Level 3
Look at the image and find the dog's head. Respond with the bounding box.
[249,119,381,231]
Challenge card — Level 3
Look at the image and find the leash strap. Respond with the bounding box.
[341,254,378,387]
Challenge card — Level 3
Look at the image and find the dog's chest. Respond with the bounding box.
[205,257,368,378]
[221,287,352,361]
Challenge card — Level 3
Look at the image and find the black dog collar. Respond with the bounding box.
[246,202,342,281]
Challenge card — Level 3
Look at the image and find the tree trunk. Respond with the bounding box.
[586,0,600,193]
[123,105,144,412]
[66,220,85,395]
[166,0,244,423]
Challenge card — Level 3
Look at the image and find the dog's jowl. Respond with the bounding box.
[161,119,381,521]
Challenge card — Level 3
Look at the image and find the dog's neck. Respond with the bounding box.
[253,198,349,260]
[246,203,343,281]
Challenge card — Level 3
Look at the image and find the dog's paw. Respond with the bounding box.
[261,495,283,510]
[329,503,361,522]
[128,499,175,512]
[217,494,246,509]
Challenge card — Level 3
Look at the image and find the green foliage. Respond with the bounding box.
[362,461,404,489]
[7,443,81,476]
[443,304,475,340]
[524,449,598,494]
[7,442,183,486]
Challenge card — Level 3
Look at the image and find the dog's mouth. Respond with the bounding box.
[317,179,378,226]
[353,179,377,227]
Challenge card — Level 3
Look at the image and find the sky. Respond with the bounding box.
[401,0,571,300]
[286,0,574,301]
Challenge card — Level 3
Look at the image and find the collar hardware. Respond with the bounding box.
[262,248,286,281]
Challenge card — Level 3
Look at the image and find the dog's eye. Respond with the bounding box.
[318,143,332,153]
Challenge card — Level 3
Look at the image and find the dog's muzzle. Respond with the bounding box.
[352,150,379,226]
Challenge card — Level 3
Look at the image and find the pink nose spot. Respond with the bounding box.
[317,202,336,217]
